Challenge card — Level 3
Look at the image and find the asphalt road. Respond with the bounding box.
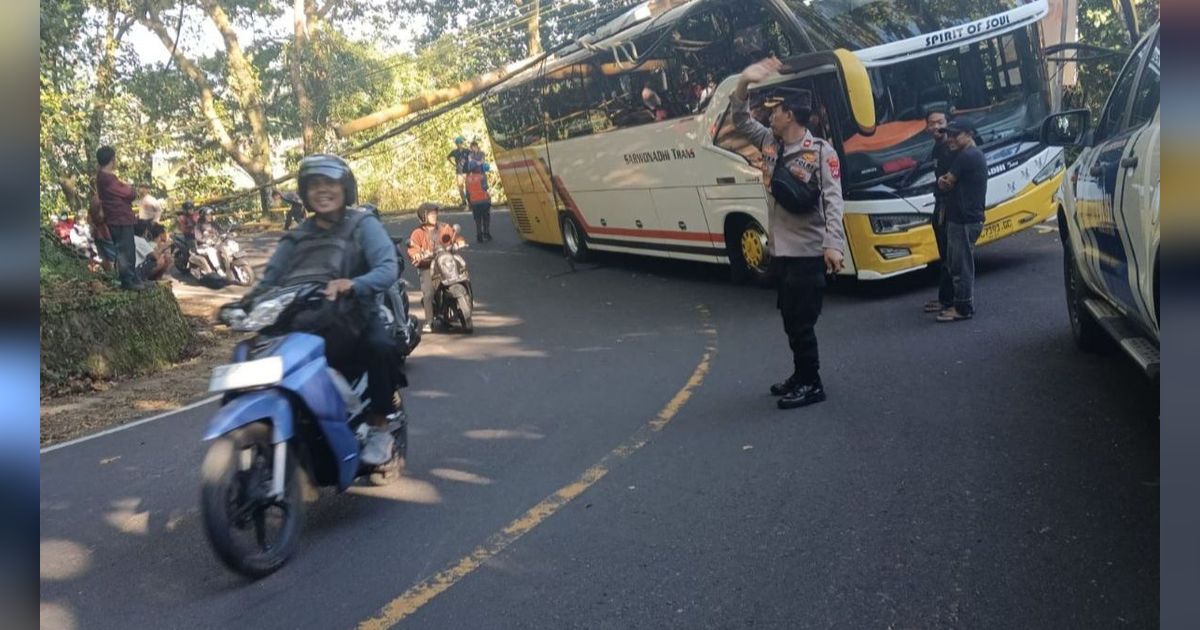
[40,210,1158,629]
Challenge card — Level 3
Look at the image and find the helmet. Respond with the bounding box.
[481,163,491,173]
[416,202,440,224]
[454,136,466,145]
[199,206,214,216]
[297,153,357,210]
[181,201,195,212]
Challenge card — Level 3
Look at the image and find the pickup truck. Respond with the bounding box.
[1040,23,1159,379]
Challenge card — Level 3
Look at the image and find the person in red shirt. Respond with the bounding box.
[407,203,465,332]
[94,145,144,289]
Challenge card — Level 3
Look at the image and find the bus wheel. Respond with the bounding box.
[729,218,770,285]
[561,214,590,262]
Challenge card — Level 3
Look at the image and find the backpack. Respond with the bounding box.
[277,209,373,350]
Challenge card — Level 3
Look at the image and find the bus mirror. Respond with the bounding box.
[779,49,876,136]
[1040,110,1090,147]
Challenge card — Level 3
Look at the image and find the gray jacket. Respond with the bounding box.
[730,93,846,258]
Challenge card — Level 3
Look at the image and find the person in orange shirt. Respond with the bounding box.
[407,203,465,332]
[464,161,492,243]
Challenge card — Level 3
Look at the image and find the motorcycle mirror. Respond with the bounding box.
[452,224,461,233]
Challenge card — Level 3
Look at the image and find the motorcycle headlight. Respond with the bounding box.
[1033,149,1066,185]
[232,291,299,332]
[869,213,930,235]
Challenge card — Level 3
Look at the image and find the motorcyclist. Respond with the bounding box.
[254,154,402,466]
[407,202,465,333]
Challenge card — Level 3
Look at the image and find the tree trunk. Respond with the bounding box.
[526,0,542,56]
[84,2,133,207]
[290,0,316,153]
[139,6,273,214]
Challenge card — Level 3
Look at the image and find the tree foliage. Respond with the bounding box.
[1067,0,1159,118]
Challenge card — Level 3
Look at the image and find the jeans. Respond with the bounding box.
[108,224,139,288]
[946,221,983,315]
[419,268,435,325]
[362,313,401,414]
[775,258,826,383]
[470,202,492,239]
[932,205,953,308]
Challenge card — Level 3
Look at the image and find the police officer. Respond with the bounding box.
[731,57,846,410]
[257,154,402,465]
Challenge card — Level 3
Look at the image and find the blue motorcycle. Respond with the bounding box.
[201,282,407,578]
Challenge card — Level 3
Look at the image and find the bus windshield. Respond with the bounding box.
[832,25,1048,190]
[782,0,1033,50]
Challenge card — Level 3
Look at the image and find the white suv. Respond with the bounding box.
[1041,23,1159,378]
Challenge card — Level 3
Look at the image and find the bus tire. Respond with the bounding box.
[727,216,771,286]
[560,213,590,262]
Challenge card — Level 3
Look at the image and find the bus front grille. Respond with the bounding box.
[509,198,532,234]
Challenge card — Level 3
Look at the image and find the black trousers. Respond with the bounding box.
[932,204,953,308]
[109,224,139,288]
[470,202,492,239]
[774,257,826,383]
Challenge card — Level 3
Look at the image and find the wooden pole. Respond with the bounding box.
[335,54,548,138]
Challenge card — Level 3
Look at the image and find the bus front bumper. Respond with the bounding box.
[845,170,1064,280]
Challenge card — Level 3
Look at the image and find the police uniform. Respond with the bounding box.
[731,88,845,400]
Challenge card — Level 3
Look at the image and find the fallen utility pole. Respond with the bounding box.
[335,53,550,138]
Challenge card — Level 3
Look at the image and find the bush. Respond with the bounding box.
[40,230,195,392]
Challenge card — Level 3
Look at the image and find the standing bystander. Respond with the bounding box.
[448,137,471,207]
[922,109,957,313]
[136,186,163,237]
[465,162,493,243]
[936,120,988,322]
[94,145,144,290]
[731,57,846,410]
[273,189,307,230]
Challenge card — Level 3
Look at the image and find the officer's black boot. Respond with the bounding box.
[770,373,801,396]
[777,378,826,409]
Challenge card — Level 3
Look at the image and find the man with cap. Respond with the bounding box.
[447,136,472,207]
[732,57,846,410]
[935,120,987,322]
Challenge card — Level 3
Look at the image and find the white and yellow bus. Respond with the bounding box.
[480,0,1065,281]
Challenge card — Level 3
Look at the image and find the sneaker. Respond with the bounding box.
[936,307,973,323]
[777,381,826,410]
[360,427,394,466]
[421,323,433,334]
[923,299,947,313]
[770,374,802,396]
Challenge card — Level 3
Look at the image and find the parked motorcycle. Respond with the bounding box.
[203,282,409,577]
[172,220,254,287]
[428,224,474,333]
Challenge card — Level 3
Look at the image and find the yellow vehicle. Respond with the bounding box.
[481,0,1064,281]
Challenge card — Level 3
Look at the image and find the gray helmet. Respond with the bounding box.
[298,153,357,210]
[416,202,440,224]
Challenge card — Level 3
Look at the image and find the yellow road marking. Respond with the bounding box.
[358,306,717,630]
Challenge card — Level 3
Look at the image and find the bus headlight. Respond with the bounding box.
[1033,150,1066,185]
[869,213,929,234]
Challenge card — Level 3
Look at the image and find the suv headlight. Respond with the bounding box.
[869,213,930,235]
[1033,149,1066,184]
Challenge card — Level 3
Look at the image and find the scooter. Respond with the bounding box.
[202,282,408,578]
[172,222,254,287]
[428,225,474,333]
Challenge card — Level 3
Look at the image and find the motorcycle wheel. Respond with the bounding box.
[449,285,473,332]
[231,260,255,286]
[200,422,305,578]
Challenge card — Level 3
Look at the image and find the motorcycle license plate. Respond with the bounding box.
[209,357,284,393]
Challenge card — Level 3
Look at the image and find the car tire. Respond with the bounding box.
[1063,239,1106,352]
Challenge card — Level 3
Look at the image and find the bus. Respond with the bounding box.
[480,0,1065,281]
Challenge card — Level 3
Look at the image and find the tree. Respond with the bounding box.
[1070,0,1159,117]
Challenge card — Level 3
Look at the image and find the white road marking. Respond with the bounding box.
[40,394,221,454]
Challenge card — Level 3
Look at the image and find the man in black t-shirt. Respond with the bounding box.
[447,136,471,207]
[923,109,956,314]
[936,120,987,322]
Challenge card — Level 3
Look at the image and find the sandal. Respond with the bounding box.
[936,308,973,322]
[923,299,945,313]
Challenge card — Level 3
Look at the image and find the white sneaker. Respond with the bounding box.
[360,427,394,466]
